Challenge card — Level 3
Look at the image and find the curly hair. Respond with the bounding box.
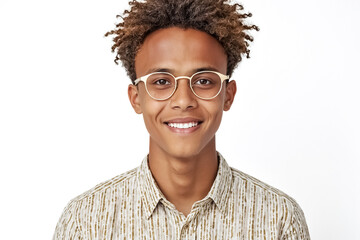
[105,0,259,83]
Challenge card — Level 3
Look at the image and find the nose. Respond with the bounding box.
[170,78,198,110]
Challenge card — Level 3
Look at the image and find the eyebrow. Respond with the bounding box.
[145,66,221,75]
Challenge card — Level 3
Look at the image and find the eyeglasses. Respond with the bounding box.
[134,71,229,100]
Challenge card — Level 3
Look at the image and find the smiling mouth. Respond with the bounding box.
[166,122,200,129]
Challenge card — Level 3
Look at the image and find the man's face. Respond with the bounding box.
[129,27,236,159]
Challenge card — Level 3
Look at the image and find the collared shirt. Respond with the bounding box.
[53,153,310,239]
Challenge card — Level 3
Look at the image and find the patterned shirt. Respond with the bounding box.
[53,153,310,239]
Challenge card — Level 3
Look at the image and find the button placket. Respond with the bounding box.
[179,222,189,240]
[178,205,203,240]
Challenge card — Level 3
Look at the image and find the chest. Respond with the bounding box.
[83,200,282,240]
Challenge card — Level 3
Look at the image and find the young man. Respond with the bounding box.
[54,0,310,239]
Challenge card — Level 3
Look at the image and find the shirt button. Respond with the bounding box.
[180,225,188,235]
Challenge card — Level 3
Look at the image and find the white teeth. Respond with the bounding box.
[168,122,199,129]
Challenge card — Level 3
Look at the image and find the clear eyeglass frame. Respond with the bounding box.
[133,70,230,101]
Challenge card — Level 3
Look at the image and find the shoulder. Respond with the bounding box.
[65,167,138,212]
[230,167,298,204]
[229,167,306,223]
[227,166,310,238]
[53,168,139,239]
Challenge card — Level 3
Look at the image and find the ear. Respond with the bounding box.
[223,80,237,111]
[128,84,143,114]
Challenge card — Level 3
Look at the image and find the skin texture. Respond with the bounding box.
[128,27,236,216]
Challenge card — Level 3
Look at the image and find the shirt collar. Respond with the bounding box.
[137,152,232,218]
[206,152,232,214]
[138,155,165,219]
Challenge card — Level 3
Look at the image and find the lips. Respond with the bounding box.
[164,117,203,130]
[167,122,198,129]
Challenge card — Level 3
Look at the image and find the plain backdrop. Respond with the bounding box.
[0,0,359,239]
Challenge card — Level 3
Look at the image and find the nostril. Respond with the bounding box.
[170,89,198,109]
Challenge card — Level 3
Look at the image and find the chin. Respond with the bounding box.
[164,142,208,159]
[149,134,216,159]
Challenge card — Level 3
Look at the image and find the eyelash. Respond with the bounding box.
[154,79,171,85]
[194,79,212,85]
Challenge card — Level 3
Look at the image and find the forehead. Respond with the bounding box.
[134,27,227,76]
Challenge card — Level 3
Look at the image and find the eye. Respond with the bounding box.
[194,78,213,85]
[154,78,171,85]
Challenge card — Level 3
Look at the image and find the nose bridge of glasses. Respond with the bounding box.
[172,75,195,98]
[174,75,194,91]
[174,76,192,82]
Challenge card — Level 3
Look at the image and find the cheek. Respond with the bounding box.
[140,98,167,132]
[213,108,224,130]
[213,92,227,126]
[139,88,161,119]
[204,100,224,130]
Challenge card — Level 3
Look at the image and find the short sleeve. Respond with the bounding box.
[53,201,82,240]
[281,203,310,240]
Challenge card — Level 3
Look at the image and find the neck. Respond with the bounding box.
[148,138,218,216]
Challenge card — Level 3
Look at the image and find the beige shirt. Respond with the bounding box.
[53,153,310,239]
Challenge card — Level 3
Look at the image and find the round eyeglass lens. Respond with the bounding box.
[146,73,176,100]
[191,72,222,99]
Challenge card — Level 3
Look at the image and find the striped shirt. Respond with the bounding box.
[53,153,310,239]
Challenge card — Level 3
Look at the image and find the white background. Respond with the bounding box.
[0,0,359,239]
